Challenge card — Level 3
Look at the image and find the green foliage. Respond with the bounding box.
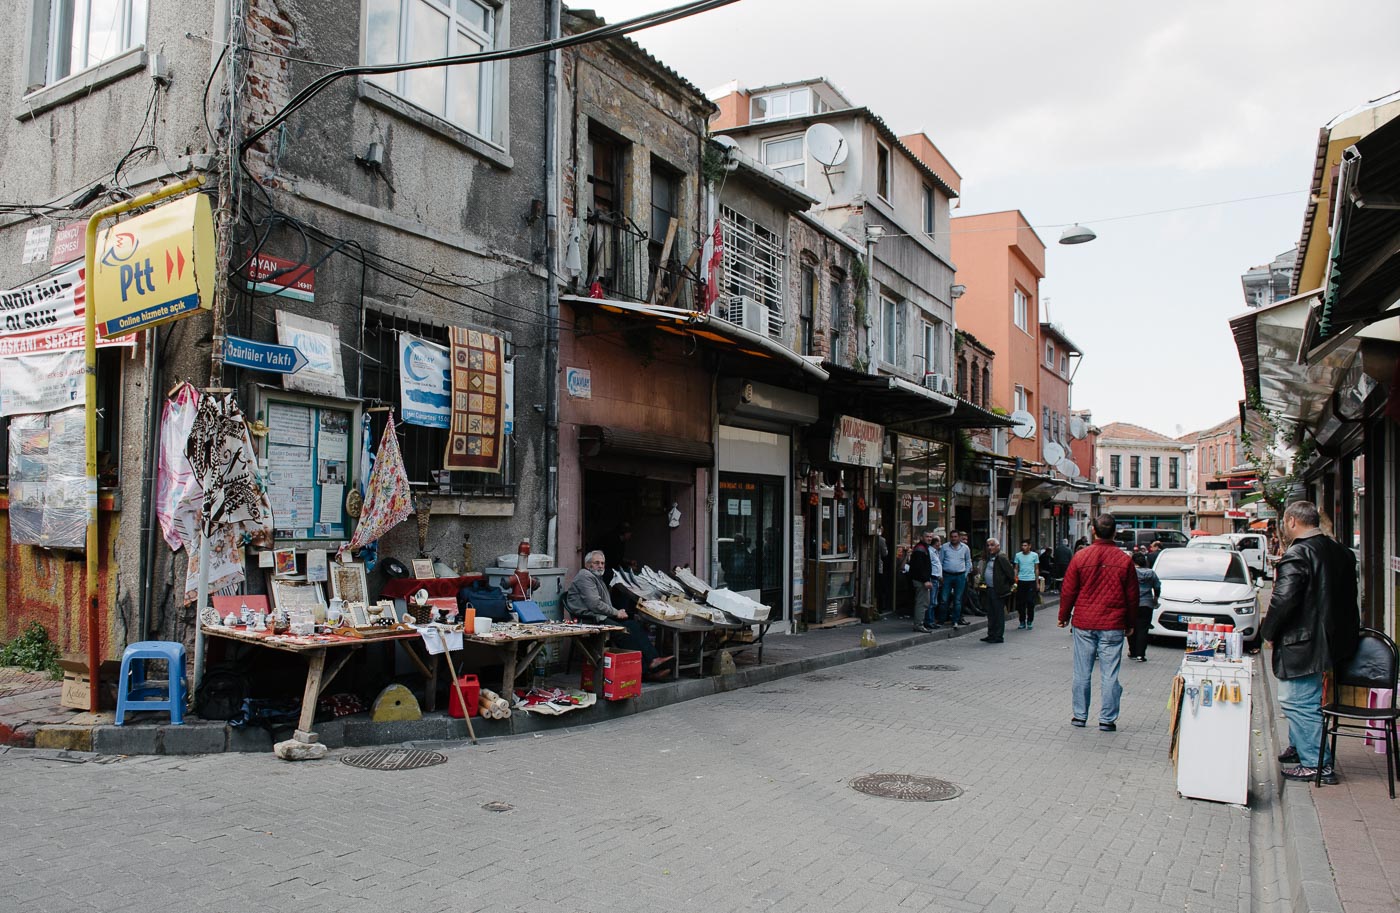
[1240,389,1312,515]
[990,406,1010,417]
[701,142,731,186]
[0,621,61,676]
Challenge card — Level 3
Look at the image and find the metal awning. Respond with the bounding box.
[821,364,1014,433]
[1229,288,1362,423]
[562,295,829,382]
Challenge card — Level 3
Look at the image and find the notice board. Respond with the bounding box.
[259,390,359,541]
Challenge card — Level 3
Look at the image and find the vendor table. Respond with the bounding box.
[465,622,623,698]
[202,624,435,744]
[638,614,743,678]
[1176,655,1254,804]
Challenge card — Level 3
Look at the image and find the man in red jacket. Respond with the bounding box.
[1057,514,1138,731]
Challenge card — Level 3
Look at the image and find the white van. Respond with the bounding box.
[1188,533,1270,580]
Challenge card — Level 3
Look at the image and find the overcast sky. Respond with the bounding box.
[586,0,1400,437]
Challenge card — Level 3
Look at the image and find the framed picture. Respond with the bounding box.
[271,579,325,613]
[348,602,371,627]
[411,558,436,580]
[330,561,368,604]
[273,548,298,578]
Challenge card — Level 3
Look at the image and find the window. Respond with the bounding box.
[921,185,934,235]
[1130,456,1141,488]
[41,0,148,85]
[648,160,680,299]
[750,87,811,122]
[1059,352,1068,375]
[799,263,816,356]
[1150,456,1160,489]
[362,311,515,496]
[365,0,495,138]
[921,321,939,375]
[721,205,785,336]
[1045,341,1054,367]
[980,366,990,408]
[1110,455,1122,488]
[881,295,901,366]
[1013,384,1028,413]
[760,135,805,185]
[957,357,968,398]
[1042,406,1050,438]
[1169,457,1180,489]
[1013,288,1029,331]
[829,274,845,358]
[876,142,892,201]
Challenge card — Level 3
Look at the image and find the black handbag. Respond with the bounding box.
[459,580,512,621]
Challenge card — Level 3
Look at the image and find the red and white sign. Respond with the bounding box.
[50,223,86,266]
[829,414,884,468]
[0,266,132,356]
[247,254,316,301]
[1225,509,1248,519]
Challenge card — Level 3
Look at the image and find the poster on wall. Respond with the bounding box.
[7,407,86,548]
[0,349,85,415]
[276,310,345,398]
[265,399,353,540]
[791,513,804,621]
[398,332,450,428]
[0,267,133,356]
[911,497,928,528]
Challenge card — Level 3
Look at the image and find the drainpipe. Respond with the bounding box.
[543,0,561,560]
[137,324,163,641]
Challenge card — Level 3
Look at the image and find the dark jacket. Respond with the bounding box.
[1259,532,1360,680]
[1135,567,1161,608]
[563,569,620,621]
[1054,544,1073,574]
[908,543,933,585]
[1058,539,1137,631]
[985,552,1015,598]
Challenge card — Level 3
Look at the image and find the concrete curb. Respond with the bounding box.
[1253,658,1344,913]
[72,610,1009,756]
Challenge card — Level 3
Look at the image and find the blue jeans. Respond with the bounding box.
[1276,673,1329,768]
[1071,627,1125,724]
[939,572,967,624]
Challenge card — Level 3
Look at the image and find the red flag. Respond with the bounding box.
[703,219,724,312]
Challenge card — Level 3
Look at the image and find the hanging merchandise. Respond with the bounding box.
[443,327,504,473]
[186,393,274,537]
[155,382,201,550]
[348,412,412,553]
[353,413,377,570]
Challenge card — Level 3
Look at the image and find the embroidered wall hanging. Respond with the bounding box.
[444,327,503,473]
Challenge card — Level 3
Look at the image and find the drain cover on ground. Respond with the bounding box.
[909,664,960,672]
[341,748,447,771]
[850,773,962,802]
[803,673,842,682]
[482,801,514,813]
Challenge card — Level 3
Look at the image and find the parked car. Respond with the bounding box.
[1115,527,1190,552]
[1188,533,1270,580]
[1148,548,1263,647]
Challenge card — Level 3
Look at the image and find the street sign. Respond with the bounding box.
[92,194,215,337]
[222,335,308,374]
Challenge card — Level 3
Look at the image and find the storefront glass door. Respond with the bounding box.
[718,473,783,608]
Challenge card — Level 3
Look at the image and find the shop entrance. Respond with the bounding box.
[582,469,691,573]
[717,473,783,609]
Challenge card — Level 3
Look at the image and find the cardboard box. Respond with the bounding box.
[57,659,121,711]
[581,650,642,700]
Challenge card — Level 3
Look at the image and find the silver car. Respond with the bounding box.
[1149,548,1263,647]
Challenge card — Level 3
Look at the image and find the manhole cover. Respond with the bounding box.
[482,801,514,813]
[909,664,960,672]
[341,748,447,771]
[850,773,962,802]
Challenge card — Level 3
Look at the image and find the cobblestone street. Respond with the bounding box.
[1,625,1255,913]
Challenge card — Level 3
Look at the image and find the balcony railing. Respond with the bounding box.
[582,211,699,309]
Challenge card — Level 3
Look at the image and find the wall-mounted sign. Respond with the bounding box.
[566,366,592,399]
[829,414,883,468]
[398,332,450,428]
[0,267,132,355]
[247,254,316,301]
[50,223,85,266]
[22,225,51,264]
[223,335,308,374]
[92,193,215,338]
[1224,509,1247,519]
[911,497,927,527]
[276,310,344,398]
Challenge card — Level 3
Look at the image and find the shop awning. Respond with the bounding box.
[1229,289,1363,423]
[562,295,829,382]
[821,364,1013,435]
[578,426,713,464]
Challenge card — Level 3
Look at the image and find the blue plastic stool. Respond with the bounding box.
[114,641,186,726]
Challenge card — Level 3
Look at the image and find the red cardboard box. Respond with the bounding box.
[581,650,642,700]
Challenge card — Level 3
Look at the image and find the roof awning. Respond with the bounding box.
[562,295,829,382]
[821,363,1013,433]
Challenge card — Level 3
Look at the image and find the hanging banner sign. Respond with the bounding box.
[829,414,884,468]
[223,335,308,374]
[398,332,450,428]
[0,349,85,415]
[0,267,132,356]
[246,253,316,301]
[91,193,216,338]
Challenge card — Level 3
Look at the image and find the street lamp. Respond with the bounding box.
[1059,224,1097,245]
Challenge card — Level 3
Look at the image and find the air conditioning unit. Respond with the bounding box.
[723,295,769,335]
[923,373,952,394]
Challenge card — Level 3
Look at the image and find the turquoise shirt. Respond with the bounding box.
[1013,550,1039,581]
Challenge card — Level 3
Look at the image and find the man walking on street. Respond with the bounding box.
[980,538,1015,644]
[938,531,972,627]
[1058,514,1137,731]
[1013,540,1039,630]
[1262,501,1360,784]
[1053,539,1074,592]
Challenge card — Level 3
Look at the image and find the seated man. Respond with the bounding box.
[563,550,672,678]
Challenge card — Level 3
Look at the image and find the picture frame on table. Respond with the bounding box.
[411,558,436,579]
[348,602,371,627]
[330,561,369,604]
[271,579,325,614]
[273,548,298,577]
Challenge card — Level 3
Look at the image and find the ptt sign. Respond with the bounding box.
[92,194,215,338]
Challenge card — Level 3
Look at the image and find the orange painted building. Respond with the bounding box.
[950,211,1046,464]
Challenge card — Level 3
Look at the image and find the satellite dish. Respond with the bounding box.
[1043,441,1065,465]
[1058,459,1079,478]
[1009,410,1037,440]
[1069,416,1087,440]
[711,135,740,172]
[804,123,848,167]
[712,135,739,152]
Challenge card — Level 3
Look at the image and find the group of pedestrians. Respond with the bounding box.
[908,530,975,632]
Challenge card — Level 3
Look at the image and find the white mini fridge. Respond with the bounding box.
[1176,656,1254,805]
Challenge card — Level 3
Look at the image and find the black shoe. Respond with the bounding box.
[1070,718,1086,728]
[984,638,1003,643]
[1277,746,1300,764]
[1281,765,1338,785]
[956,620,972,627]
[1099,722,1117,732]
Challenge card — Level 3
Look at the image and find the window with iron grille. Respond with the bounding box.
[361,311,515,497]
[720,205,784,336]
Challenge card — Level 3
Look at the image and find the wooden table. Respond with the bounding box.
[464,622,622,698]
[637,614,744,678]
[201,624,435,744]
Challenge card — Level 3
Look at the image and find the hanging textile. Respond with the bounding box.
[156,382,201,551]
[183,525,245,604]
[357,412,378,571]
[349,412,412,551]
[185,392,273,538]
[443,327,504,473]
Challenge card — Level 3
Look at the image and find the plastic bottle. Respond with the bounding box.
[1186,623,1198,650]
[1214,625,1227,656]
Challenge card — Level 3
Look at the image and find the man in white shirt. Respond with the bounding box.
[937,531,973,627]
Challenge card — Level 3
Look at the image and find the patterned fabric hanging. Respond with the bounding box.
[156,382,200,551]
[443,327,504,473]
[184,392,273,540]
[349,412,412,551]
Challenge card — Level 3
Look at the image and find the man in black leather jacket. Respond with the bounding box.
[1260,501,1360,784]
